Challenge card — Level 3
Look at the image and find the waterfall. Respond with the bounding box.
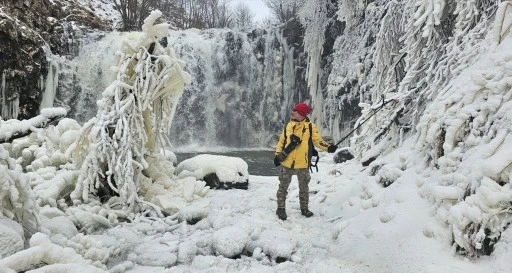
[167,28,306,149]
[51,27,306,149]
[275,29,299,121]
[40,45,61,110]
[168,29,263,148]
[38,31,122,122]
[65,31,121,122]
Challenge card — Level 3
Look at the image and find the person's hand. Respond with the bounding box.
[327,145,337,153]
[274,155,281,166]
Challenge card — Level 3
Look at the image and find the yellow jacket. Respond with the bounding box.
[275,118,330,169]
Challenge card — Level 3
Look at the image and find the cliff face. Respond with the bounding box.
[0,0,108,120]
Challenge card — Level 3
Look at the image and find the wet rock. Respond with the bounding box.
[333,147,354,164]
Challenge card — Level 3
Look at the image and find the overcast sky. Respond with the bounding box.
[232,0,271,22]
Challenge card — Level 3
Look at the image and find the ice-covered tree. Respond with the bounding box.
[0,144,39,243]
[233,2,255,31]
[351,0,501,161]
[412,2,512,258]
[70,10,191,216]
[264,0,304,23]
[346,0,512,259]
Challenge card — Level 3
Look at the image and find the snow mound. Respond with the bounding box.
[212,225,250,258]
[248,228,297,260]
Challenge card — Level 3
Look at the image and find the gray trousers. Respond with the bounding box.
[276,167,311,210]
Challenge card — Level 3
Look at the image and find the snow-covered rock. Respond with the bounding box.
[176,154,249,190]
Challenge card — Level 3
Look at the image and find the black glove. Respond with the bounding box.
[327,145,337,153]
[274,155,281,166]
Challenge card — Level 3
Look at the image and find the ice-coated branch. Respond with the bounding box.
[0,108,67,144]
[0,145,39,241]
[492,1,512,45]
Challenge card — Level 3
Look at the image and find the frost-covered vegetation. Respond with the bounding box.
[323,0,512,259]
[71,11,192,215]
[0,11,213,271]
[1,0,512,270]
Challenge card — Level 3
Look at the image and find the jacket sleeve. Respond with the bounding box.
[310,123,330,152]
[275,130,286,155]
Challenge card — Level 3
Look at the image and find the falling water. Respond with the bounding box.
[40,45,62,110]
[167,28,307,148]
[44,27,307,149]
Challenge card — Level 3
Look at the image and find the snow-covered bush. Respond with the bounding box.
[70,10,191,216]
[0,141,39,249]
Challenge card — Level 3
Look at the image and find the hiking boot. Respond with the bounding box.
[301,209,314,218]
[276,208,287,220]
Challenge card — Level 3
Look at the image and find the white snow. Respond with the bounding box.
[1,3,512,273]
[0,123,509,273]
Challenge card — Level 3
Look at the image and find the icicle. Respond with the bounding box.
[1,71,6,119]
[12,95,19,120]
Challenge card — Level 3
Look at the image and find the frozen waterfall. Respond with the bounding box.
[43,28,308,149]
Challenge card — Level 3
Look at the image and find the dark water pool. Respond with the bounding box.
[175,150,279,176]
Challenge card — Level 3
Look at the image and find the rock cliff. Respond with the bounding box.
[0,0,108,120]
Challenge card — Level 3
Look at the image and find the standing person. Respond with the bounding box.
[273,102,337,220]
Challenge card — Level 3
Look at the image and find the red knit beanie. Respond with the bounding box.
[293,103,310,117]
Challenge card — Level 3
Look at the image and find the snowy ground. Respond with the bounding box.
[2,4,511,272]
[119,141,498,273]
[0,137,504,273]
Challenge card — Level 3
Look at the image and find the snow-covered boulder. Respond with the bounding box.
[247,228,297,262]
[176,154,249,190]
[40,215,78,239]
[333,147,354,164]
[212,226,250,258]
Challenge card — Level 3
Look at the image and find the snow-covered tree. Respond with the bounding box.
[351,0,500,161]
[233,2,255,31]
[70,10,191,216]
[348,0,511,259]
[263,0,304,23]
